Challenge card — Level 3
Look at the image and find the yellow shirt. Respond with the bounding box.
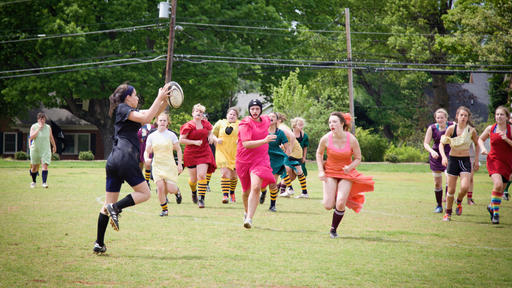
[213,119,239,169]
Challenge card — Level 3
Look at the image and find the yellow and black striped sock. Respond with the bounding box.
[198,179,208,198]
[188,180,197,194]
[281,175,291,192]
[230,178,237,195]
[298,173,307,194]
[221,178,231,197]
[144,169,151,181]
[160,200,168,211]
[270,186,278,206]
[206,173,212,186]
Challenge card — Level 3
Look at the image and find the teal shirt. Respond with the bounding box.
[268,128,288,174]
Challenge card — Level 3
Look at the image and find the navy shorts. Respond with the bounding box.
[447,156,471,176]
[105,145,145,192]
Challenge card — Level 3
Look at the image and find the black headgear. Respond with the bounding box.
[248,99,263,111]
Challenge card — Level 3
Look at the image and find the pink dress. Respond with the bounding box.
[235,115,275,192]
[324,132,374,213]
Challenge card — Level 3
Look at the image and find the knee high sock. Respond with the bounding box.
[197,179,208,199]
[96,213,109,246]
[435,188,443,206]
[206,173,212,186]
[505,181,511,193]
[270,186,278,207]
[189,180,197,195]
[160,200,168,211]
[42,170,48,183]
[113,194,135,211]
[281,175,291,193]
[144,169,151,182]
[298,173,307,194]
[491,191,503,216]
[230,178,237,195]
[221,178,231,197]
[467,191,473,199]
[331,209,345,232]
[30,170,37,182]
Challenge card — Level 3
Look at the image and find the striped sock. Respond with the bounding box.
[230,178,237,195]
[298,173,307,194]
[221,178,231,197]
[206,173,212,186]
[281,175,291,193]
[491,191,503,216]
[144,169,151,181]
[198,179,208,198]
[270,186,278,206]
[160,200,168,211]
[331,209,345,232]
[189,180,197,194]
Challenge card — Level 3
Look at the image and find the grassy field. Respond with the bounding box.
[0,160,510,287]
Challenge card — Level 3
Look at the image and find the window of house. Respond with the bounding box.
[3,132,17,154]
[62,133,90,154]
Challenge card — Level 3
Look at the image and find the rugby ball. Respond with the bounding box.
[165,81,184,108]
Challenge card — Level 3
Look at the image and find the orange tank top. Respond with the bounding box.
[325,132,352,178]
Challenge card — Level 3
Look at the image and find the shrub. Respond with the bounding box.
[355,127,389,162]
[79,151,94,161]
[14,151,29,160]
[384,144,428,163]
[52,153,60,161]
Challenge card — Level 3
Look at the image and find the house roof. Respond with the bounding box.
[14,107,97,130]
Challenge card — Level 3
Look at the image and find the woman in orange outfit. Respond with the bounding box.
[316,112,374,239]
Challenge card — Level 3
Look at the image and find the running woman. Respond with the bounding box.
[212,107,240,203]
[423,108,453,213]
[145,112,183,217]
[236,99,276,228]
[478,106,512,224]
[316,112,374,238]
[29,112,56,188]
[439,106,480,222]
[179,103,216,208]
[93,82,170,254]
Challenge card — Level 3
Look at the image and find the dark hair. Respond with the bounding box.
[37,112,47,120]
[109,83,134,117]
[330,112,350,131]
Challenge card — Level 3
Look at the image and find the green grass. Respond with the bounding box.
[0,161,510,287]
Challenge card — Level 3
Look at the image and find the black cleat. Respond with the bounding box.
[492,214,500,224]
[259,191,267,204]
[268,205,276,212]
[93,242,106,254]
[106,204,120,231]
[175,190,182,204]
[329,229,338,239]
[504,191,510,201]
[192,192,198,204]
[198,196,205,208]
[487,205,493,221]
[160,210,168,217]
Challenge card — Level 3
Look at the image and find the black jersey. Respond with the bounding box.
[113,103,141,151]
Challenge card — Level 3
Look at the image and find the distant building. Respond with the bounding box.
[235,92,272,116]
[1,107,103,160]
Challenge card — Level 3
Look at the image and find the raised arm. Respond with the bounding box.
[128,83,171,124]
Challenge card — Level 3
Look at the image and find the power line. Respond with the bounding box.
[0,0,30,6]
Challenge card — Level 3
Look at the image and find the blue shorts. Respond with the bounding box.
[105,145,145,192]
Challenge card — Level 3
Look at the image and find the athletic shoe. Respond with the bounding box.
[467,198,475,205]
[198,197,205,208]
[295,193,309,199]
[206,186,211,193]
[175,190,182,204]
[192,192,198,204]
[442,214,451,221]
[434,206,443,213]
[93,242,106,254]
[42,182,48,188]
[222,195,229,204]
[30,182,36,188]
[230,193,236,203]
[243,218,252,229]
[329,229,338,239]
[456,204,462,216]
[279,191,290,198]
[286,186,295,196]
[259,191,266,204]
[106,204,120,231]
[504,191,510,201]
[487,205,493,220]
[492,214,500,224]
[160,210,168,217]
[268,205,276,212]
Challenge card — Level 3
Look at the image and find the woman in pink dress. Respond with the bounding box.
[236,99,276,229]
[478,106,512,224]
[179,103,216,208]
[316,112,374,239]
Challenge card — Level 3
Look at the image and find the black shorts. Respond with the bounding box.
[447,156,471,176]
[106,144,145,192]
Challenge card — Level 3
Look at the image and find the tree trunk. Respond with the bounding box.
[431,73,450,111]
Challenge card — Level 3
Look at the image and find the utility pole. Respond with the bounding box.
[345,8,355,133]
[165,0,177,83]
